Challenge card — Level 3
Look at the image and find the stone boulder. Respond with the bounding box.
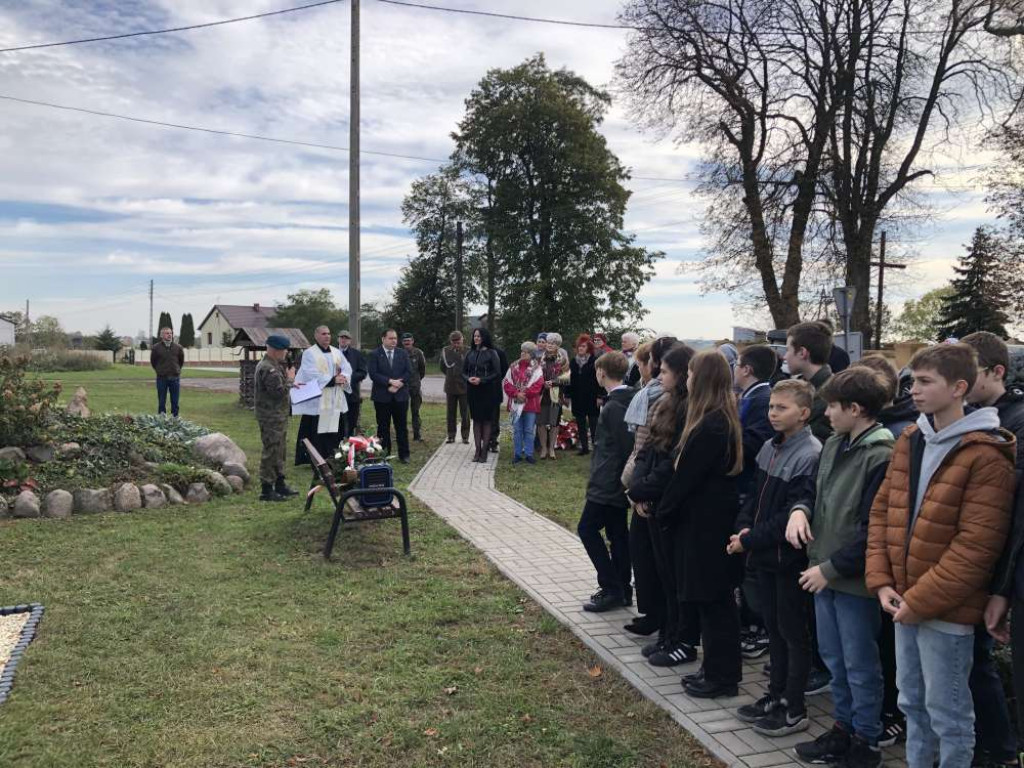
[43,489,74,519]
[158,484,185,506]
[140,484,167,509]
[74,488,111,514]
[0,495,9,518]
[192,433,247,469]
[205,471,233,497]
[24,444,55,463]
[58,442,82,457]
[0,447,26,463]
[221,462,251,485]
[113,483,142,513]
[13,490,40,518]
[65,387,91,418]
[186,483,210,505]
[225,475,244,494]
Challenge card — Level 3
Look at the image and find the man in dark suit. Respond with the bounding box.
[367,328,412,463]
[338,329,367,437]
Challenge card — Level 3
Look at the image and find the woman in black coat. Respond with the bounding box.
[463,327,501,462]
[566,334,603,456]
[655,349,744,699]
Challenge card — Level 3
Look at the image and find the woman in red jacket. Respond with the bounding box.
[503,341,545,464]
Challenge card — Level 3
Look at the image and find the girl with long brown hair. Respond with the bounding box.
[659,349,744,698]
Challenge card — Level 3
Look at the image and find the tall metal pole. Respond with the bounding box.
[348,0,361,347]
[149,279,154,344]
[875,231,886,350]
[455,220,464,332]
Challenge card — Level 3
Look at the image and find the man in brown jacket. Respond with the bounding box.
[440,331,469,444]
[150,326,185,417]
[866,344,1017,768]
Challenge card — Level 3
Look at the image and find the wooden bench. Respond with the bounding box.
[302,438,411,559]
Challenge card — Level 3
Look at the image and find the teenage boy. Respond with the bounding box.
[784,322,835,442]
[728,379,821,737]
[577,351,637,612]
[962,331,1024,768]
[786,367,895,768]
[866,344,1017,768]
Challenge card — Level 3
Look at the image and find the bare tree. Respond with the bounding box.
[985,0,1024,35]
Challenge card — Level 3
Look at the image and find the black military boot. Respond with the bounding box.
[260,482,286,502]
[275,476,298,497]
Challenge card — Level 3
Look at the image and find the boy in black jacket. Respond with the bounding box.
[728,379,822,736]
[578,352,637,612]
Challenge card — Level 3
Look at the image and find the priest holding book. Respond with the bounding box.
[294,325,352,466]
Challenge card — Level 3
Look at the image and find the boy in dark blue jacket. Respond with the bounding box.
[728,379,822,736]
[735,344,778,498]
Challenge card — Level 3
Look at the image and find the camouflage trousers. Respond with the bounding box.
[258,418,288,484]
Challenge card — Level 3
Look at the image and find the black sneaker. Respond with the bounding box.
[583,589,625,612]
[795,723,851,765]
[753,706,809,737]
[836,735,882,768]
[648,642,697,667]
[741,628,770,659]
[737,694,779,724]
[805,666,832,696]
[878,711,905,748]
[641,638,664,658]
[763,662,771,677]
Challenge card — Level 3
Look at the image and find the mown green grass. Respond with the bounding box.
[31,365,237,383]
[494,448,593,531]
[0,379,714,768]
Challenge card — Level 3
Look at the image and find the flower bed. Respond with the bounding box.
[0,603,44,705]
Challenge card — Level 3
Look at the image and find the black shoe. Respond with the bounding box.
[684,678,738,699]
[583,590,625,612]
[399,457,410,464]
[414,435,424,442]
[805,666,831,696]
[681,667,704,685]
[275,477,298,497]
[622,589,633,607]
[512,456,522,465]
[641,638,665,658]
[737,693,780,724]
[741,628,770,659]
[525,456,536,464]
[260,482,287,502]
[446,437,455,444]
[489,443,499,453]
[763,662,771,677]
[795,723,851,764]
[836,735,882,768]
[878,711,905,748]
[577,448,590,456]
[648,642,697,667]
[753,706,809,737]
[462,438,470,444]
[623,616,660,636]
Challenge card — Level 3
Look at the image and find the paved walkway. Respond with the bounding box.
[410,442,907,768]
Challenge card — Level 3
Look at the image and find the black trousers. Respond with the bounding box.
[694,594,742,686]
[757,569,813,711]
[1012,596,1024,750]
[648,519,700,646]
[345,396,361,437]
[373,399,410,460]
[574,410,598,451]
[878,608,899,716]
[294,415,342,466]
[629,511,664,625]
[577,500,631,597]
[410,387,423,439]
[446,393,469,439]
[971,624,1017,762]
[491,402,502,445]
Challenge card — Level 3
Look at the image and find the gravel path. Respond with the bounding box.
[0,613,28,675]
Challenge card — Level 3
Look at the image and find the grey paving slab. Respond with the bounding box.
[409,441,906,767]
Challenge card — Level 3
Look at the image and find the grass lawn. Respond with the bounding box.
[0,378,713,768]
[494,446,593,532]
[32,366,237,384]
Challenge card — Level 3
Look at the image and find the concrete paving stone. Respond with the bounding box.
[742,751,798,768]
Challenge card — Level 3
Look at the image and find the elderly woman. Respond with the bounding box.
[567,334,603,455]
[537,332,567,459]
[502,341,545,464]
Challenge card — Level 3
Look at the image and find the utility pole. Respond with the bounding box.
[148,279,154,345]
[455,220,464,332]
[870,231,905,349]
[348,0,361,347]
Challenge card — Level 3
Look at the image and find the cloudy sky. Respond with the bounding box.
[0,0,999,341]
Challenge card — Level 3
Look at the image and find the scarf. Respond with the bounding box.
[625,378,664,430]
[575,353,591,368]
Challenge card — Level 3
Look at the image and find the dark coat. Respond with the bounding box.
[342,346,367,401]
[367,346,412,403]
[567,355,603,417]
[655,410,742,601]
[151,341,184,378]
[982,386,1024,597]
[738,382,774,498]
[463,346,501,419]
[586,387,637,507]
[804,365,834,442]
[879,395,917,440]
[829,344,851,374]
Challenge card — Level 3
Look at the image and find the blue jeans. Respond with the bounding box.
[156,376,180,416]
[814,589,883,744]
[895,623,975,768]
[512,410,537,459]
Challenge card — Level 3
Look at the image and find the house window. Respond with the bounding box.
[207,332,213,345]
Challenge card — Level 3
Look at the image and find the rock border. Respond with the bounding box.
[0,603,44,706]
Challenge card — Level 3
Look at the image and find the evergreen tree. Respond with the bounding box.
[156,311,173,342]
[93,325,122,352]
[936,227,1012,340]
[179,313,195,347]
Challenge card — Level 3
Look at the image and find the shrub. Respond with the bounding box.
[24,351,111,372]
[131,414,210,443]
[0,355,62,446]
[156,463,209,493]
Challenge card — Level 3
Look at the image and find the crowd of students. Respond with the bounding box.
[567,322,1024,768]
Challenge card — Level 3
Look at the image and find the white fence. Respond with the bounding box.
[132,347,261,367]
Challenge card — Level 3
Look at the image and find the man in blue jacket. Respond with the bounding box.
[367,328,412,464]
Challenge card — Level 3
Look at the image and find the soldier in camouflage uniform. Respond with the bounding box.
[256,334,300,502]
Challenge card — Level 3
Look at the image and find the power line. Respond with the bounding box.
[0,94,446,163]
[0,0,346,54]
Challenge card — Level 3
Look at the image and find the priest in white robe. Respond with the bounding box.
[294,325,352,466]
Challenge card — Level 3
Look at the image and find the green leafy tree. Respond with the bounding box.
[453,55,662,345]
[32,315,68,349]
[891,287,954,342]
[936,227,1012,340]
[92,325,122,352]
[221,331,235,347]
[179,313,195,348]
[272,289,348,346]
